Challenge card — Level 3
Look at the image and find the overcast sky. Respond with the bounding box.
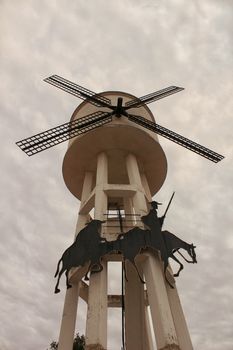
[0,1,233,349]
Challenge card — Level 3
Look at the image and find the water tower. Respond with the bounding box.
[16,75,223,350]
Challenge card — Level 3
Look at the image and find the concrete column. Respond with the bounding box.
[85,261,108,350]
[58,285,80,350]
[75,171,94,236]
[166,285,193,350]
[143,253,179,350]
[58,171,93,350]
[94,152,108,222]
[141,173,153,203]
[141,170,189,349]
[144,306,154,350]
[123,165,148,350]
[126,153,147,216]
[123,197,134,229]
[124,262,147,350]
[139,170,180,349]
[82,171,94,201]
[85,152,108,350]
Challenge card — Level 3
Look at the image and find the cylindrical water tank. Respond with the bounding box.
[62,91,167,199]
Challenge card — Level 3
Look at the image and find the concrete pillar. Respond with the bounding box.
[94,152,108,222]
[124,262,147,350]
[126,154,147,216]
[124,157,148,350]
[75,171,94,235]
[123,197,134,229]
[81,171,94,202]
[144,306,154,350]
[141,169,188,349]
[141,173,153,203]
[85,152,108,350]
[58,285,80,350]
[126,159,179,349]
[143,253,179,350]
[85,262,107,350]
[58,171,93,350]
[166,285,193,350]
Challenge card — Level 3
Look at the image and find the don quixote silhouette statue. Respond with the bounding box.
[54,197,197,294]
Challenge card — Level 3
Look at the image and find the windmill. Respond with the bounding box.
[16,76,223,350]
[16,74,224,163]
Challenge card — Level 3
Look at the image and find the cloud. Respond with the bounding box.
[0,0,232,349]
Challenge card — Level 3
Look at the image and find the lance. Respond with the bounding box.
[163,191,175,219]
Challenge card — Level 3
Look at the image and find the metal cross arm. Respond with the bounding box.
[127,114,224,163]
[125,86,184,109]
[44,75,113,108]
[16,74,224,162]
[16,111,112,156]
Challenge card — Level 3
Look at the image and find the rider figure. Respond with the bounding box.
[150,201,165,228]
[141,200,167,261]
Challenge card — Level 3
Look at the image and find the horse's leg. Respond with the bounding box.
[170,253,184,277]
[84,261,102,280]
[54,258,62,278]
[65,269,72,289]
[177,249,193,263]
[84,262,92,281]
[84,272,89,281]
[54,267,65,294]
[191,246,197,263]
[91,262,103,273]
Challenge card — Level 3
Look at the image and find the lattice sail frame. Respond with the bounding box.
[16,75,224,163]
[128,114,224,163]
[16,111,112,156]
[44,75,112,108]
[125,86,184,108]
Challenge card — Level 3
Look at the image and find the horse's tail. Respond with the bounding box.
[132,259,145,284]
[54,258,62,278]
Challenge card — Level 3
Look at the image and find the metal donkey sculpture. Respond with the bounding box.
[54,203,197,293]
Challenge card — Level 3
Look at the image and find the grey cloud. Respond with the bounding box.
[0,0,232,349]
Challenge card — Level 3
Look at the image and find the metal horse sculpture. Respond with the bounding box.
[54,220,106,294]
[54,212,197,293]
